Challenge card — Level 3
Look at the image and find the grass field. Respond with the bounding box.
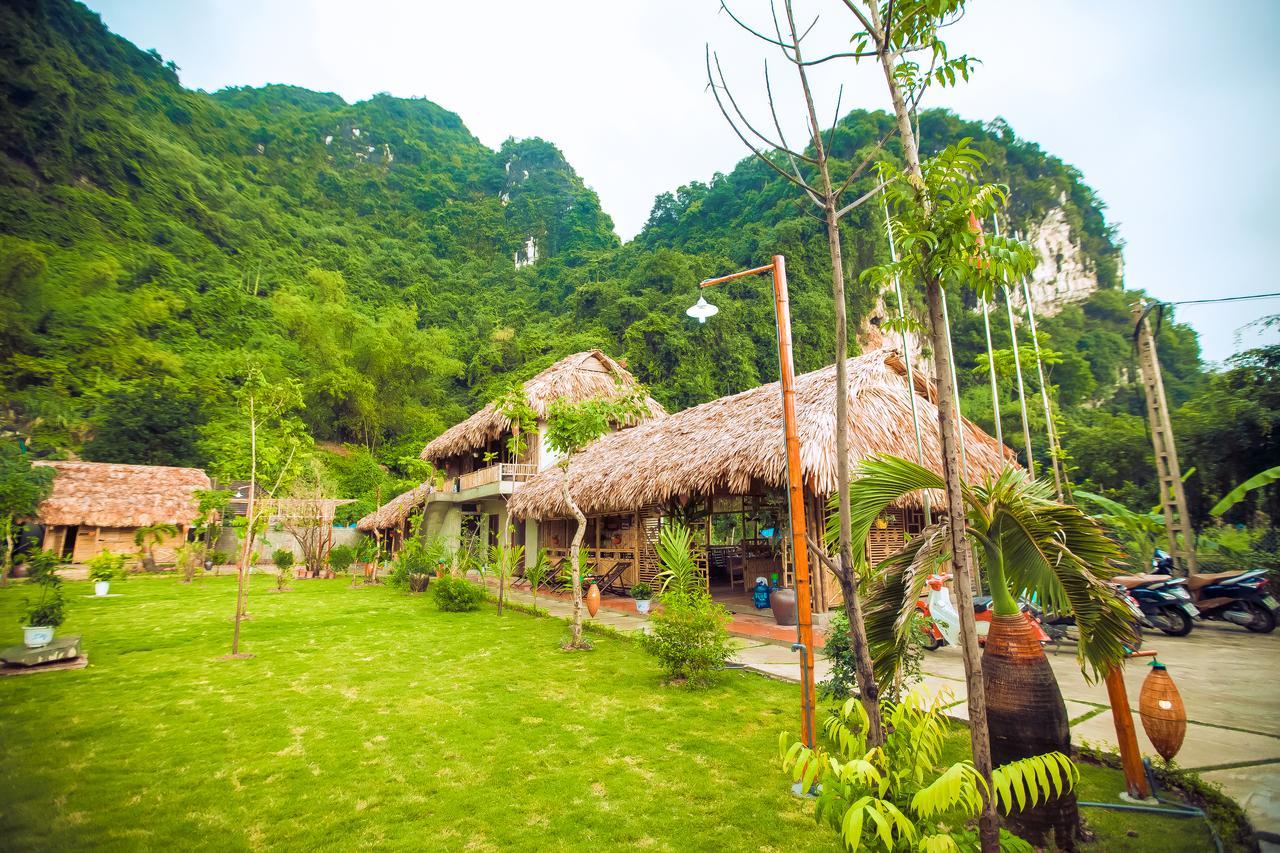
[0,574,1229,851]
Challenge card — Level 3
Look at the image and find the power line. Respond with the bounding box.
[1165,291,1280,307]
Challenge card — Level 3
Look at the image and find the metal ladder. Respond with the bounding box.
[1132,303,1198,575]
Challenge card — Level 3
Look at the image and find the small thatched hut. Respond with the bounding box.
[402,350,666,563]
[508,347,1014,614]
[355,482,434,550]
[31,461,211,563]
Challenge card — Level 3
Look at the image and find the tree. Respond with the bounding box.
[133,522,178,572]
[710,0,896,742]
[279,459,335,578]
[543,386,649,649]
[191,488,232,569]
[82,380,207,467]
[0,439,54,586]
[844,456,1134,849]
[847,4,1037,846]
[212,367,305,659]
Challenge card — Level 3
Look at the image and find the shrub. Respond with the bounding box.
[630,582,652,600]
[430,575,485,612]
[87,550,126,583]
[820,607,934,702]
[327,544,356,574]
[174,543,200,583]
[781,691,1072,851]
[639,593,732,686]
[271,549,295,570]
[209,550,230,567]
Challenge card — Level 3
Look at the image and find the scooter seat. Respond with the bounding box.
[1113,573,1169,589]
[1186,571,1245,590]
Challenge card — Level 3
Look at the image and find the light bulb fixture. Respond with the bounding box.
[685,294,719,323]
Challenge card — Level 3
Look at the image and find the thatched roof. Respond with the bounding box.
[355,482,433,532]
[31,461,211,528]
[420,350,666,463]
[509,347,1016,520]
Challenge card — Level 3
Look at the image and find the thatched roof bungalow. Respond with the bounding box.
[420,350,666,472]
[31,461,210,564]
[508,348,1014,613]
[509,348,1011,518]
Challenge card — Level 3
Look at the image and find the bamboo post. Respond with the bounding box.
[1106,649,1158,801]
[698,256,817,748]
[883,194,932,526]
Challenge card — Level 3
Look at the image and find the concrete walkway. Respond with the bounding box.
[496,579,1280,842]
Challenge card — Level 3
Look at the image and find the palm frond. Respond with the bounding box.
[833,454,945,577]
[862,523,952,691]
[975,472,1136,680]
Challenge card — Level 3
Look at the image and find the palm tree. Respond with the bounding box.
[837,456,1136,850]
[133,523,179,573]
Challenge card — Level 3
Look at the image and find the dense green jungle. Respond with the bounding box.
[1,0,1275,563]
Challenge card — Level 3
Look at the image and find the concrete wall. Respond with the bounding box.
[213,526,364,564]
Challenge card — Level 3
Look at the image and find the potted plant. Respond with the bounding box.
[22,549,65,648]
[87,550,124,596]
[631,582,653,615]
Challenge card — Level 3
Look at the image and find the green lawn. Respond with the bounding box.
[0,575,1229,851]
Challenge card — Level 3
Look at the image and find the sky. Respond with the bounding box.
[90,0,1280,363]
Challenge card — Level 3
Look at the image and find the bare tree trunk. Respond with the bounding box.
[1,517,13,587]
[231,399,256,658]
[562,467,587,648]
[869,17,999,849]
[825,196,886,745]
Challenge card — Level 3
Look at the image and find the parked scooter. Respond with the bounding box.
[1111,570,1198,636]
[1026,584,1146,649]
[916,573,1050,650]
[1151,550,1279,633]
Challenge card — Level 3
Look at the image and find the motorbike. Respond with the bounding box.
[1111,571,1198,636]
[1026,584,1146,650]
[1151,549,1279,633]
[916,573,1050,650]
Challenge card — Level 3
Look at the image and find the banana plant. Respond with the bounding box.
[781,689,1074,852]
[835,456,1134,849]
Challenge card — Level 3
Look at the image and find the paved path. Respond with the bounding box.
[496,580,1280,841]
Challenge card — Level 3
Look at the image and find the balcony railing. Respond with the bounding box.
[455,462,538,494]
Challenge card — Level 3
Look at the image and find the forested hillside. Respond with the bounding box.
[1,0,1274,533]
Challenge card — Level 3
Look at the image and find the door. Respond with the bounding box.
[60,525,79,561]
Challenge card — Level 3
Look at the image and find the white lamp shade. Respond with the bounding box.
[686,295,719,323]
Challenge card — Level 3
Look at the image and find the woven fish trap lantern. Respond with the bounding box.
[1138,659,1187,762]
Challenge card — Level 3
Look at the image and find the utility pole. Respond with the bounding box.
[1132,303,1198,575]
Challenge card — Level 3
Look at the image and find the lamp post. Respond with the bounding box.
[689,254,818,748]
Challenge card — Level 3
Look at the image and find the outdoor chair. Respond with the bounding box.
[596,561,631,595]
[727,553,747,590]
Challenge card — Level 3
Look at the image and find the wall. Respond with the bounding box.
[43,524,186,565]
[213,526,363,564]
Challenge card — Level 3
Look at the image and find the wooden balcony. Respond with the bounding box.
[454,462,538,495]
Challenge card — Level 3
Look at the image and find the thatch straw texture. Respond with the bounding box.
[509,348,1015,520]
[356,482,433,532]
[420,350,665,463]
[31,461,211,528]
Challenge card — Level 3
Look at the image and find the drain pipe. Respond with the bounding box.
[1078,759,1223,853]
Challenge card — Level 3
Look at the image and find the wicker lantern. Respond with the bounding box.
[1138,659,1187,762]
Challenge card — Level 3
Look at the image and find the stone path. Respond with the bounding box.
[496,579,1280,842]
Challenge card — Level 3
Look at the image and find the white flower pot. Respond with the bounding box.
[94,581,110,597]
[635,598,652,615]
[23,626,54,648]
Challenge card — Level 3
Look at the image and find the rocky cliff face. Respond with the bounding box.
[1010,202,1115,317]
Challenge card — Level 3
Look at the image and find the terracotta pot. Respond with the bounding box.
[770,587,797,626]
[585,583,601,618]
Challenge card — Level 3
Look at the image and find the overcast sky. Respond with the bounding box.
[91,0,1279,363]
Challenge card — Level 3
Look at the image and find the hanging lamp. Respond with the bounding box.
[1138,658,1187,762]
